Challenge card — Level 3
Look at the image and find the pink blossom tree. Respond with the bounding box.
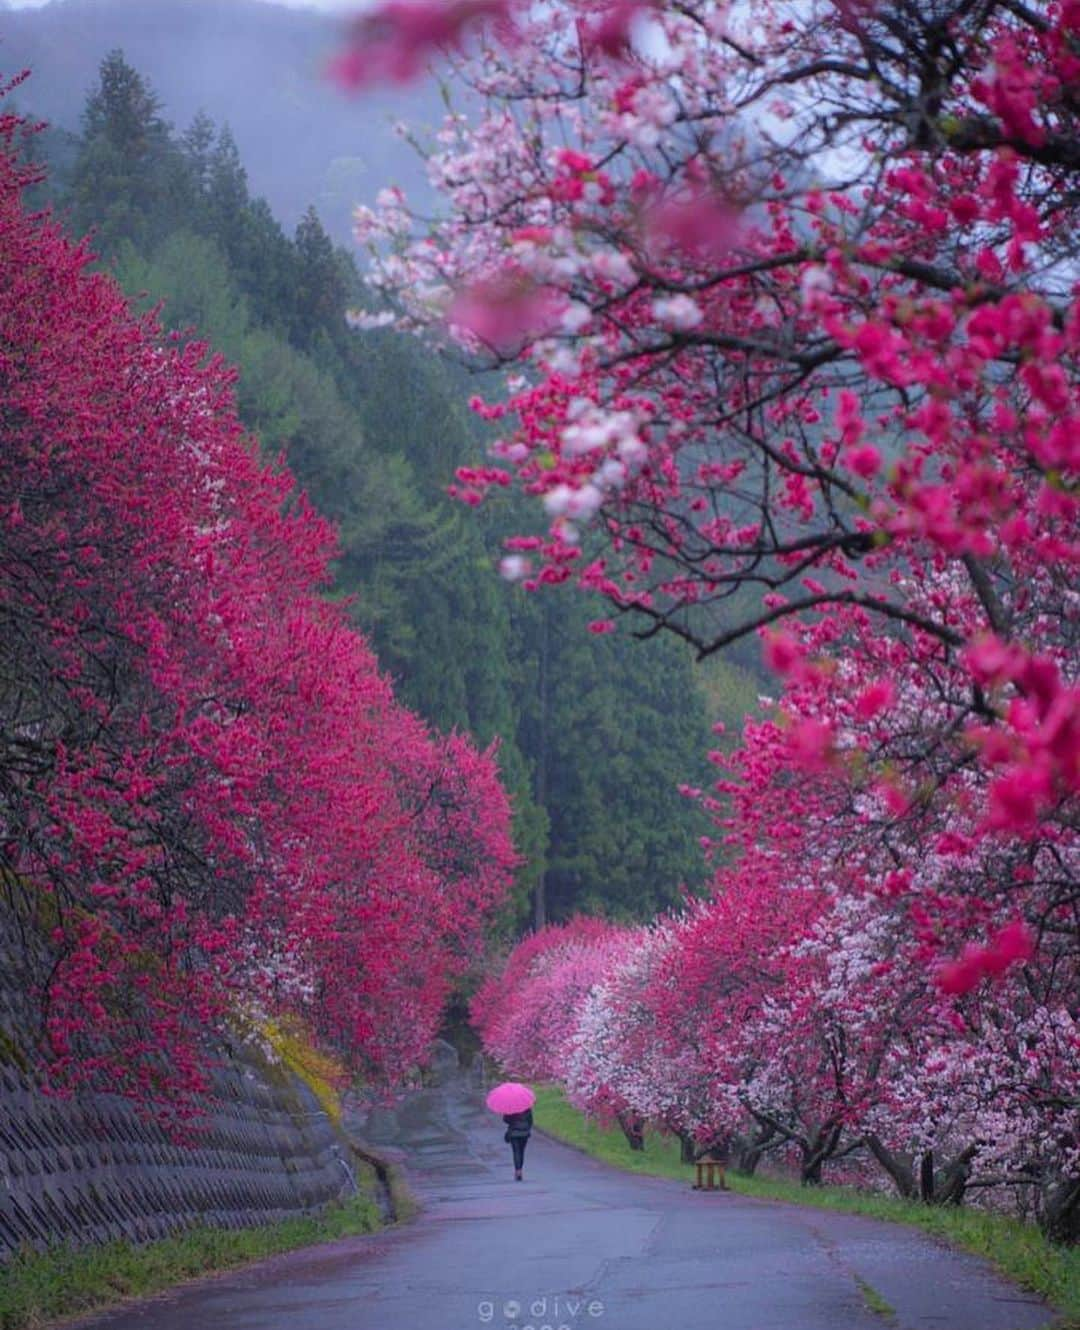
[0,106,515,1114]
[471,916,632,1082]
[351,0,1078,861]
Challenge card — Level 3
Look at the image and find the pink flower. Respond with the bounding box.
[938,922,1034,993]
[938,944,985,996]
[981,921,1035,976]
[850,321,909,384]
[787,717,836,772]
[843,444,883,479]
[763,630,803,676]
[449,271,561,352]
[581,1,652,59]
[329,1,512,90]
[963,635,1027,689]
[854,679,895,721]
[985,766,1052,832]
[645,190,740,263]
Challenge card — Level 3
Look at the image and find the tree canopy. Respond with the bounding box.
[0,104,515,1113]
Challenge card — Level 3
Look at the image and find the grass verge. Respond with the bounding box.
[0,1186,382,1330]
[532,1085,1080,1328]
[854,1274,896,1322]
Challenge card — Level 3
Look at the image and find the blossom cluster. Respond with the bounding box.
[0,115,516,1118]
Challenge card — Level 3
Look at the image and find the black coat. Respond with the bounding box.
[503,1109,533,1139]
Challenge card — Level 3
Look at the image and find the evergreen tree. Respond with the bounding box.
[510,593,711,925]
[203,123,248,241]
[69,50,187,254]
[293,205,348,347]
[180,109,216,196]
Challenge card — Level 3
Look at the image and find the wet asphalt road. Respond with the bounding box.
[74,1075,1054,1330]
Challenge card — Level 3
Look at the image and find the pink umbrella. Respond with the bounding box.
[485,1081,535,1114]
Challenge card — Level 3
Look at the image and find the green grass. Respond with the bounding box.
[532,1085,1080,1328]
[0,1184,382,1330]
[854,1274,897,1322]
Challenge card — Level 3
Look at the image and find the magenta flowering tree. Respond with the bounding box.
[351,0,1078,847]
[568,917,751,1160]
[0,107,515,1114]
[470,916,633,1084]
[698,581,1077,1202]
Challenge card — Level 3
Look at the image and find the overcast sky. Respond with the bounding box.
[4,0,364,9]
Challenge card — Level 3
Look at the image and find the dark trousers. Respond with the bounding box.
[510,1135,528,1170]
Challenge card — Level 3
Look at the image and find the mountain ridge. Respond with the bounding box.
[0,0,438,240]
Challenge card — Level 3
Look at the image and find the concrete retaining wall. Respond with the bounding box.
[0,923,355,1257]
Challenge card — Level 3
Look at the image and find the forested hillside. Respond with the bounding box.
[20,49,758,927]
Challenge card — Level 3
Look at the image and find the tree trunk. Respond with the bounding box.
[920,1150,935,1203]
[921,1145,977,1206]
[1039,1176,1080,1244]
[864,1133,916,1199]
[800,1121,843,1187]
[617,1110,645,1151]
[732,1123,776,1176]
[679,1132,697,1164]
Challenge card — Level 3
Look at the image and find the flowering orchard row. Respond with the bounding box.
[469,537,1074,1239]
[0,106,515,1118]
[332,0,1078,1235]
[471,786,1074,1238]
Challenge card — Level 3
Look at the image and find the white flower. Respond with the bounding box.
[345,309,396,331]
[563,420,609,456]
[617,435,647,467]
[352,205,378,243]
[545,346,582,377]
[596,458,627,489]
[632,84,677,128]
[799,265,834,309]
[652,293,703,330]
[590,249,635,285]
[499,555,530,581]
[542,483,575,517]
[560,301,592,334]
[566,482,603,520]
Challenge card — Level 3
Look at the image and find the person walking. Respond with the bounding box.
[485,1081,536,1181]
[503,1106,533,1180]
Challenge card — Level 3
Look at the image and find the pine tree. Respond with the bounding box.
[293,205,348,347]
[69,50,184,254]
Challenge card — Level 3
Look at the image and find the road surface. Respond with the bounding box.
[75,1071,1053,1330]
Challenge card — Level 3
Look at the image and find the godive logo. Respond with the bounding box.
[477,1294,605,1328]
